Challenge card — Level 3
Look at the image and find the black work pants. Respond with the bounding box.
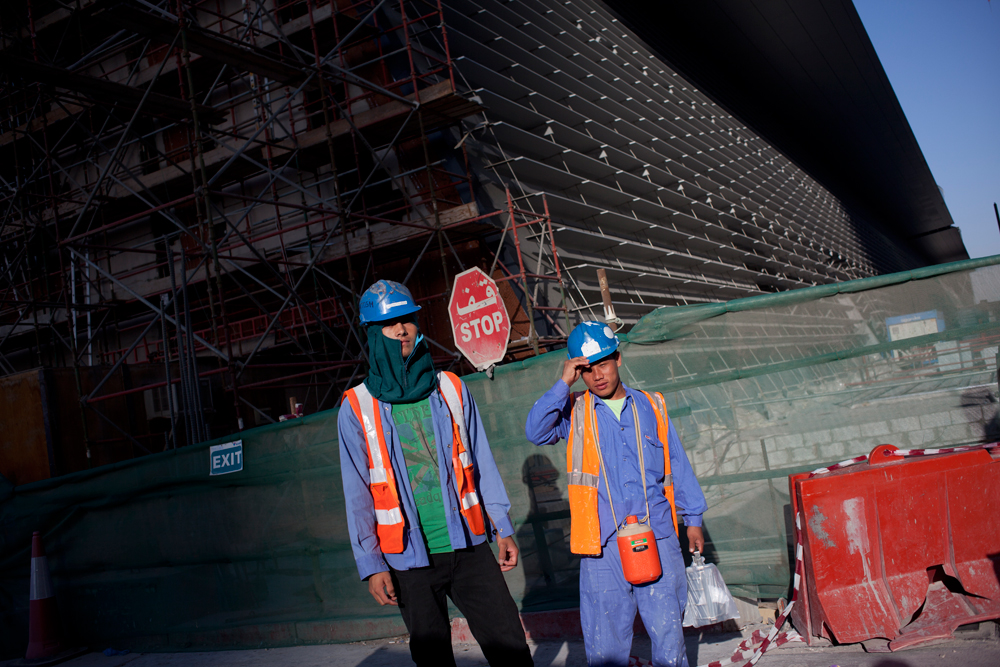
[389,541,533,667]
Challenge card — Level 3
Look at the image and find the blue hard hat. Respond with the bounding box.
[567,321,619,363]
[358,280,421,325]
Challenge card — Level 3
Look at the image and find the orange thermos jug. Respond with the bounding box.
[616,515,662,584]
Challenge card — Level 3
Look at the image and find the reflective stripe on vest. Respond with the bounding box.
[343,372,486,555]
[567,392,601,555]
[344,382,405,554]
[565,390,677,555]
[437,372,486,534]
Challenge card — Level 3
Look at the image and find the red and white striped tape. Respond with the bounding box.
[699,630,804,667]
[714,516,805,667]
[804,454,869,477]
[807,442,999,477]
[895,442,999,457]
[626,626,805,667]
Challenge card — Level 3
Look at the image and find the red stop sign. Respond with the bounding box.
[448,267,511,371]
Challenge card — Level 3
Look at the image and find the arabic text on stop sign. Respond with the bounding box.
[459,311,505,341]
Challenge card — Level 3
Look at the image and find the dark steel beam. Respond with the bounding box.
[96,1,318,91]
[0,53,223,124]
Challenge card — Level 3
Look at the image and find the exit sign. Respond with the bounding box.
[210,440,243,476]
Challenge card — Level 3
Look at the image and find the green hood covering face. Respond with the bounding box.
[363,324,437,404]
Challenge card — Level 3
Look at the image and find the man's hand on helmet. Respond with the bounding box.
[562,356,590,388]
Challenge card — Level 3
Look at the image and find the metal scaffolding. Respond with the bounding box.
[0,0,533,468]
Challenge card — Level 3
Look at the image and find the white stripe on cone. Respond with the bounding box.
[30,556,54,601]
[26,531,66,660]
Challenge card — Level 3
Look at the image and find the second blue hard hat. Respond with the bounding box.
[358,279,421,325]
[567,321,619,363]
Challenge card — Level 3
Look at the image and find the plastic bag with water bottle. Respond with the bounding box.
[682,551,740,627]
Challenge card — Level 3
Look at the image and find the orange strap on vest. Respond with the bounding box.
[640,390,678,536]
[343,383,405,554]
[344,372,485,555]
[565,390,677,555]
[436,372,487,537]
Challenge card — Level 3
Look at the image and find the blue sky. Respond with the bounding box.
[853,0,1000,259]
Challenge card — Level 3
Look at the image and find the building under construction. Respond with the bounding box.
[0,0,966,483]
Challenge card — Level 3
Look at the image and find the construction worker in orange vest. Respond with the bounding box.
[525,321,708,667]
[338,279,533,667]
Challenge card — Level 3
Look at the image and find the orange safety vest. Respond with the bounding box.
[566,390,678,555]
[343,370,486,554]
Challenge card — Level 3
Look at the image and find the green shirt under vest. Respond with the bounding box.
[392,398,453,553]
[603,396,627,420]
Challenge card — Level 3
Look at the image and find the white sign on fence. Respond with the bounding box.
[210,440,243,476]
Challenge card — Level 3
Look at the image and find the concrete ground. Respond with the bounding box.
[5,623,999,667]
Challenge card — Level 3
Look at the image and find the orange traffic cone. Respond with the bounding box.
[25,531,66,660]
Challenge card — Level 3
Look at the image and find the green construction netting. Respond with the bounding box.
[3,254,1000,655]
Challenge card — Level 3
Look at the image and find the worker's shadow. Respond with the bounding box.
[961,386,1000,441]
[516,454,586,666]
[517,454,580,611]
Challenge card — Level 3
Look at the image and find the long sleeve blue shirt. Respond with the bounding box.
[338,377,516,580]
[525,380,707,547]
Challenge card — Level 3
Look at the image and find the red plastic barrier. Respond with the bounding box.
[790,444,1000,650]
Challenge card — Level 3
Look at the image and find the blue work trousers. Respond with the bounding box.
[580,533,688,667]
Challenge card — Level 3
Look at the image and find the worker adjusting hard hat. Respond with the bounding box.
[566,320,619,363]
[526,319,708,667]
[338,278,532,667]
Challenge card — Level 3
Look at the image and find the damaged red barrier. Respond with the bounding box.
[789,443,1000,650]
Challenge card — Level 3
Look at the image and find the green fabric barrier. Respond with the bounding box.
[3,254,1000,655]
[628,254,1000,343]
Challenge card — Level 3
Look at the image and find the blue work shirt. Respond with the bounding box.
[525,380,707,546]
[338,377,516,580]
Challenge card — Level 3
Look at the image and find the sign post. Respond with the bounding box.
[448,267,511,371]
